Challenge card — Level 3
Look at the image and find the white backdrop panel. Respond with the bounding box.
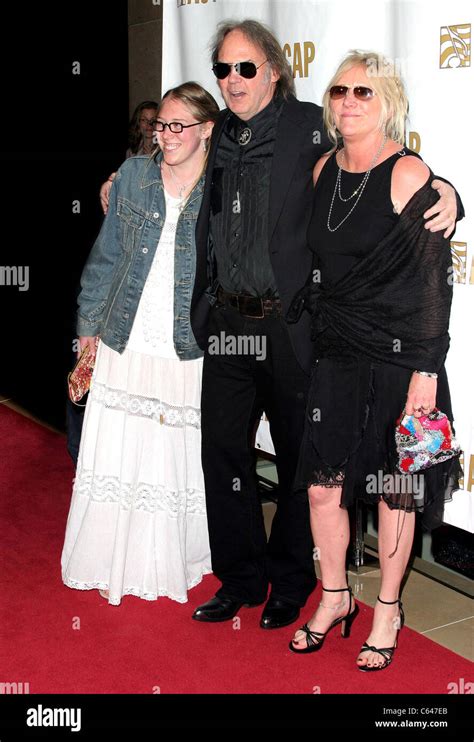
[163,0,473,531]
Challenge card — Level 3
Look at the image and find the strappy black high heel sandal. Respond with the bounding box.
[357,596,405,672]
[289,586,359,654]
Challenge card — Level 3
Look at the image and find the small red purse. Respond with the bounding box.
[68,339,98,406]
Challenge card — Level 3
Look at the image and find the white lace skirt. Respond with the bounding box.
[61,341,211,605]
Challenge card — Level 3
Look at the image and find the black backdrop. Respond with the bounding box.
[0,2,129,430]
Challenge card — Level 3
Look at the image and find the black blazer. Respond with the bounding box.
[191,94,331,374]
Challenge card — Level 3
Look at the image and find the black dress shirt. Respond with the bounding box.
[209,95,284,297]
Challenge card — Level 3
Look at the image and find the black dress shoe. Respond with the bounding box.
[260,597,301,629]
[192,595,264,622]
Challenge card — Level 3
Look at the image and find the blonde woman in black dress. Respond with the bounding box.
[288,51,462,670]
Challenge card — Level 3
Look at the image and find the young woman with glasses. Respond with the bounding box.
[61,83,220,606]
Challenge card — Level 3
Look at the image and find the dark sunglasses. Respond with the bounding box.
[329,85,376,101]
[212,60,267,79]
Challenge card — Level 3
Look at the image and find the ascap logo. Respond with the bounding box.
[465,453,473,493]
[458,453,474,492]
[450,242,467,284]
[282,41,315,78]
[408,131,421,153]
[440,24,471,68]
[450,243,474,285]
[467,454,474,492]
[177,0,216,6]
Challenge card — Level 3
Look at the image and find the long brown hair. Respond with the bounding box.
[128,100,159,155]
[153,82,220,168]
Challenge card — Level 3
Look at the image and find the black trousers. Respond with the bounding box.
[201,303,316,605]
[66,399,84,468]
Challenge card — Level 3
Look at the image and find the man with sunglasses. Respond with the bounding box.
[190,19,459,629]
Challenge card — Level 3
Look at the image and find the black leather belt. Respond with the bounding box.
[217,288,282,318]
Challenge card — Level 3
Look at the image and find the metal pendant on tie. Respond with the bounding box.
[238,127,252,146]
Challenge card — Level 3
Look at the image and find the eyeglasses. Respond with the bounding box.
[212,60,267,79]
[329,85,376,101]
[153,121,201,133]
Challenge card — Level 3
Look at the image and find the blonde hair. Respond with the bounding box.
[323,50,408,149]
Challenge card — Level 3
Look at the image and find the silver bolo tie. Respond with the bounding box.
[235,126,251,212]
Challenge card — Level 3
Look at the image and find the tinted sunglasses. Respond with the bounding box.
[212,60,267,79]
[329,85,376,101]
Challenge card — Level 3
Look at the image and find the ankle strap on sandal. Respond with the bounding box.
[320,586,353,615]
[377,596,405,628]
[322,586,352,593]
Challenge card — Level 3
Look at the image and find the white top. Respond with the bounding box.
[127,189,182,358]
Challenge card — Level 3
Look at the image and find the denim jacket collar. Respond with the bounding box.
[140,150,205,209]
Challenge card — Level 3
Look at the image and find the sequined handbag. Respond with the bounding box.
[395,408,461,474]
[67,340,98,406]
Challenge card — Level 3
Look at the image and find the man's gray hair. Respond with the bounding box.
[210,19,296,99]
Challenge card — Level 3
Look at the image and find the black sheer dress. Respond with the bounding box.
[293,148,462,536]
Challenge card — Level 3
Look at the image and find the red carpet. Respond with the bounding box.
[1,404,471,694]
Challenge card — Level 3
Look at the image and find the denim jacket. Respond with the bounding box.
[77,152,204,360]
